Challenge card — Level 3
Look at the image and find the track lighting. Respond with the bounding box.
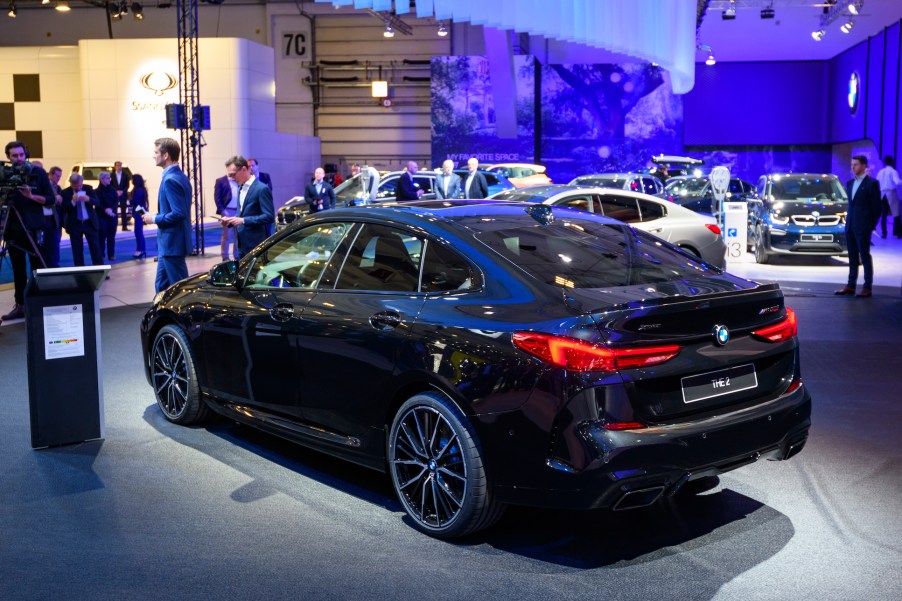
[7,2,16,18]
[383,21,394,38]
[131,2,143,19]
[55,1,70,11]
[847,1,862,16]
[705,53,716,66]
[840,19,854,33]
[812,29,826,41]
[722,0,736,20]
[437,23,448,37]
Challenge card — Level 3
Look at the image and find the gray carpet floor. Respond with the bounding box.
[1,284,901,601]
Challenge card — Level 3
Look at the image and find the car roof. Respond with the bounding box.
[763,173,840,180]
[493,184,670,204]
[571,173,640,179]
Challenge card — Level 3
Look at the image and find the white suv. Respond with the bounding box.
[70,162,132,189]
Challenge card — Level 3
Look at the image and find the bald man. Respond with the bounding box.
[396,161,424,201]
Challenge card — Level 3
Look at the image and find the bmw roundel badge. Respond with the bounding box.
[713,325,730,346]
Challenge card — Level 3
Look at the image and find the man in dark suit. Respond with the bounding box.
[96,171,119,261]
[61,173,104,268]
[221,155,274,259]
[435,159,462,199]
[248,158,273,191]
[462,157,488,199]
[396,161,424,201]
[2,141,55,321]
[304,167,336,213]
[38,165,63,268]
[113,161,131,231]
[836,154,883,298]
[214,169,239,260]
[143,138,193,294]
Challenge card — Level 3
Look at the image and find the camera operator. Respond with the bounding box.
[2,141,54,322]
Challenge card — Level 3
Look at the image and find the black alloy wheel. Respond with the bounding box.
[388,392,504,538]
[151,324,209,425]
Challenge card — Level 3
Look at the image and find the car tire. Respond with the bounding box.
[754,228,770,264]
[150,324,209,425]
[388,392,505,538]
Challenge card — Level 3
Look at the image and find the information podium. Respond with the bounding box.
[25,265,111,449]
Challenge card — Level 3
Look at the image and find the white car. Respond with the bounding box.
[70,162,132,189]
[489,184,727,268]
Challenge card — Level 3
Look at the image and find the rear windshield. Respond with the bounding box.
[491,189,553,203]
[666,178,708,194]
[571,176,623,188]
[770,176,847,203]
[472,216,718,289]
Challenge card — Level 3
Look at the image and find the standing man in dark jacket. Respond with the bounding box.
[462,157,489,199]
[1,141,54,321]
[214,169,239,260]
[221,155,274,259]
[836,155,883,298]
[304,167,336,213]
[96,171,119,262]
[396,161,424,201]
[113,161,131,231]
[61,173,104,268]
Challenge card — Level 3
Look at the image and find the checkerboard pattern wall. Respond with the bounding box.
[0,73,43,159]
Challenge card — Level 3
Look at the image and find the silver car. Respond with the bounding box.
[490,185,727,268]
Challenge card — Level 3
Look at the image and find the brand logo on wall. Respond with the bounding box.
[140,72,177,96]
[848,72,860,115]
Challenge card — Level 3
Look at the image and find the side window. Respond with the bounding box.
[627,178,642,193]
[334,224,423,292]
[378,177,398,199]
[637,199,666,221]
[642,177,661,195]
[245,222,354,289]
[421,241,480,293]
[598,196,641,223]
[414,176,434,194]
[557,196,594,213]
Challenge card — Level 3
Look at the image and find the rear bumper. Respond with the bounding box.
[490,384,811,510]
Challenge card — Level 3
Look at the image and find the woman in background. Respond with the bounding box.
[130,174,149,258]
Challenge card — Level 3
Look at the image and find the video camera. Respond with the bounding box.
[0,160,37,204]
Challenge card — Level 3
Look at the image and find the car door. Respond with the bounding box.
[297,222,427,436]
[595,194,641,223]
[201,222,355,417]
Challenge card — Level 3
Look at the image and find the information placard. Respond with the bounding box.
[43,304,85,360]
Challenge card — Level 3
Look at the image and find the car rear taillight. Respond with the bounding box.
[705,223,722,235]
[602,421,647,431]
[512,332,680,372]
[785,378,803,394]
[751,307,798,342]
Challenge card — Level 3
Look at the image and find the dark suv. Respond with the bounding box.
[747,173,849,264]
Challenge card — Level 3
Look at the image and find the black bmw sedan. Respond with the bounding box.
[141,200,811,538]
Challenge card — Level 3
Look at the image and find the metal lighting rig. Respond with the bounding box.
[177,0,205,256]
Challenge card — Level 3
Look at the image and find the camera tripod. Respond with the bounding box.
[0,201,48,311]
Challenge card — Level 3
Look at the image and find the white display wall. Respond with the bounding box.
[0,38,319,214]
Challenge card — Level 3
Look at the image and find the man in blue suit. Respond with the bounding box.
[143,138,193,294]
[221,155,274,259]
[836,154,883,298]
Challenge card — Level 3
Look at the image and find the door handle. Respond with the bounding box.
[270,303,295,322]
[369,310,401,330]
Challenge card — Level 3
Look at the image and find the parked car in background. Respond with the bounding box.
[142,200,810,539]
[569,173,665,196]
[747,173,849,264]
[650,154,706,178]
[276,169,515,231]
[484,163,552,188]
[663,176,756,215]
[490,185,726,268]
[71,162,132,190]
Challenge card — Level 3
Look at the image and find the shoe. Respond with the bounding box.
[132,251,146,259]
[2,304,25,320]
[834,287,855,296]
[856,289,872,298]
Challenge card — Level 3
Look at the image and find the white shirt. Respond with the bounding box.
[227,179,239,209]
[851,175,865,200]
[238,175,256,212]
[876,165,901,193]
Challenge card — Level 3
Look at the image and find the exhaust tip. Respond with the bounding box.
[612,486,666,510]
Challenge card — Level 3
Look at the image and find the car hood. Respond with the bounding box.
[769,201,848,216]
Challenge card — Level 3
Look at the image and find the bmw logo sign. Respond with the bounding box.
[848,72,860,115]
[713,325,730,346]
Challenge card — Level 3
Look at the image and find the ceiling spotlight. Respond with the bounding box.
[7,3,16,18]
[109,3,121,19]
[812,29,826,41]
[840,19,855,33]
[42,0,49,3]
[437,23,448,37]
[723,1,736,20]
[383,22,394,38]
[847,2,861,16]
[131,2,143,19]
[119,1,128,16]
[55,1,70,11]
[705,54,716,66]
[760,7,775,19]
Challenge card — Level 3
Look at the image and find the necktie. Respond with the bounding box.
[238,184,246,212]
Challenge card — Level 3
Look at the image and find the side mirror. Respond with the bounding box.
[209,261,239,287]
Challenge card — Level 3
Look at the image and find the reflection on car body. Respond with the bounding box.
[142,200,810,539]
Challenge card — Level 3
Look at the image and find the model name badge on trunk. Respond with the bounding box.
[681,364,758,404]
